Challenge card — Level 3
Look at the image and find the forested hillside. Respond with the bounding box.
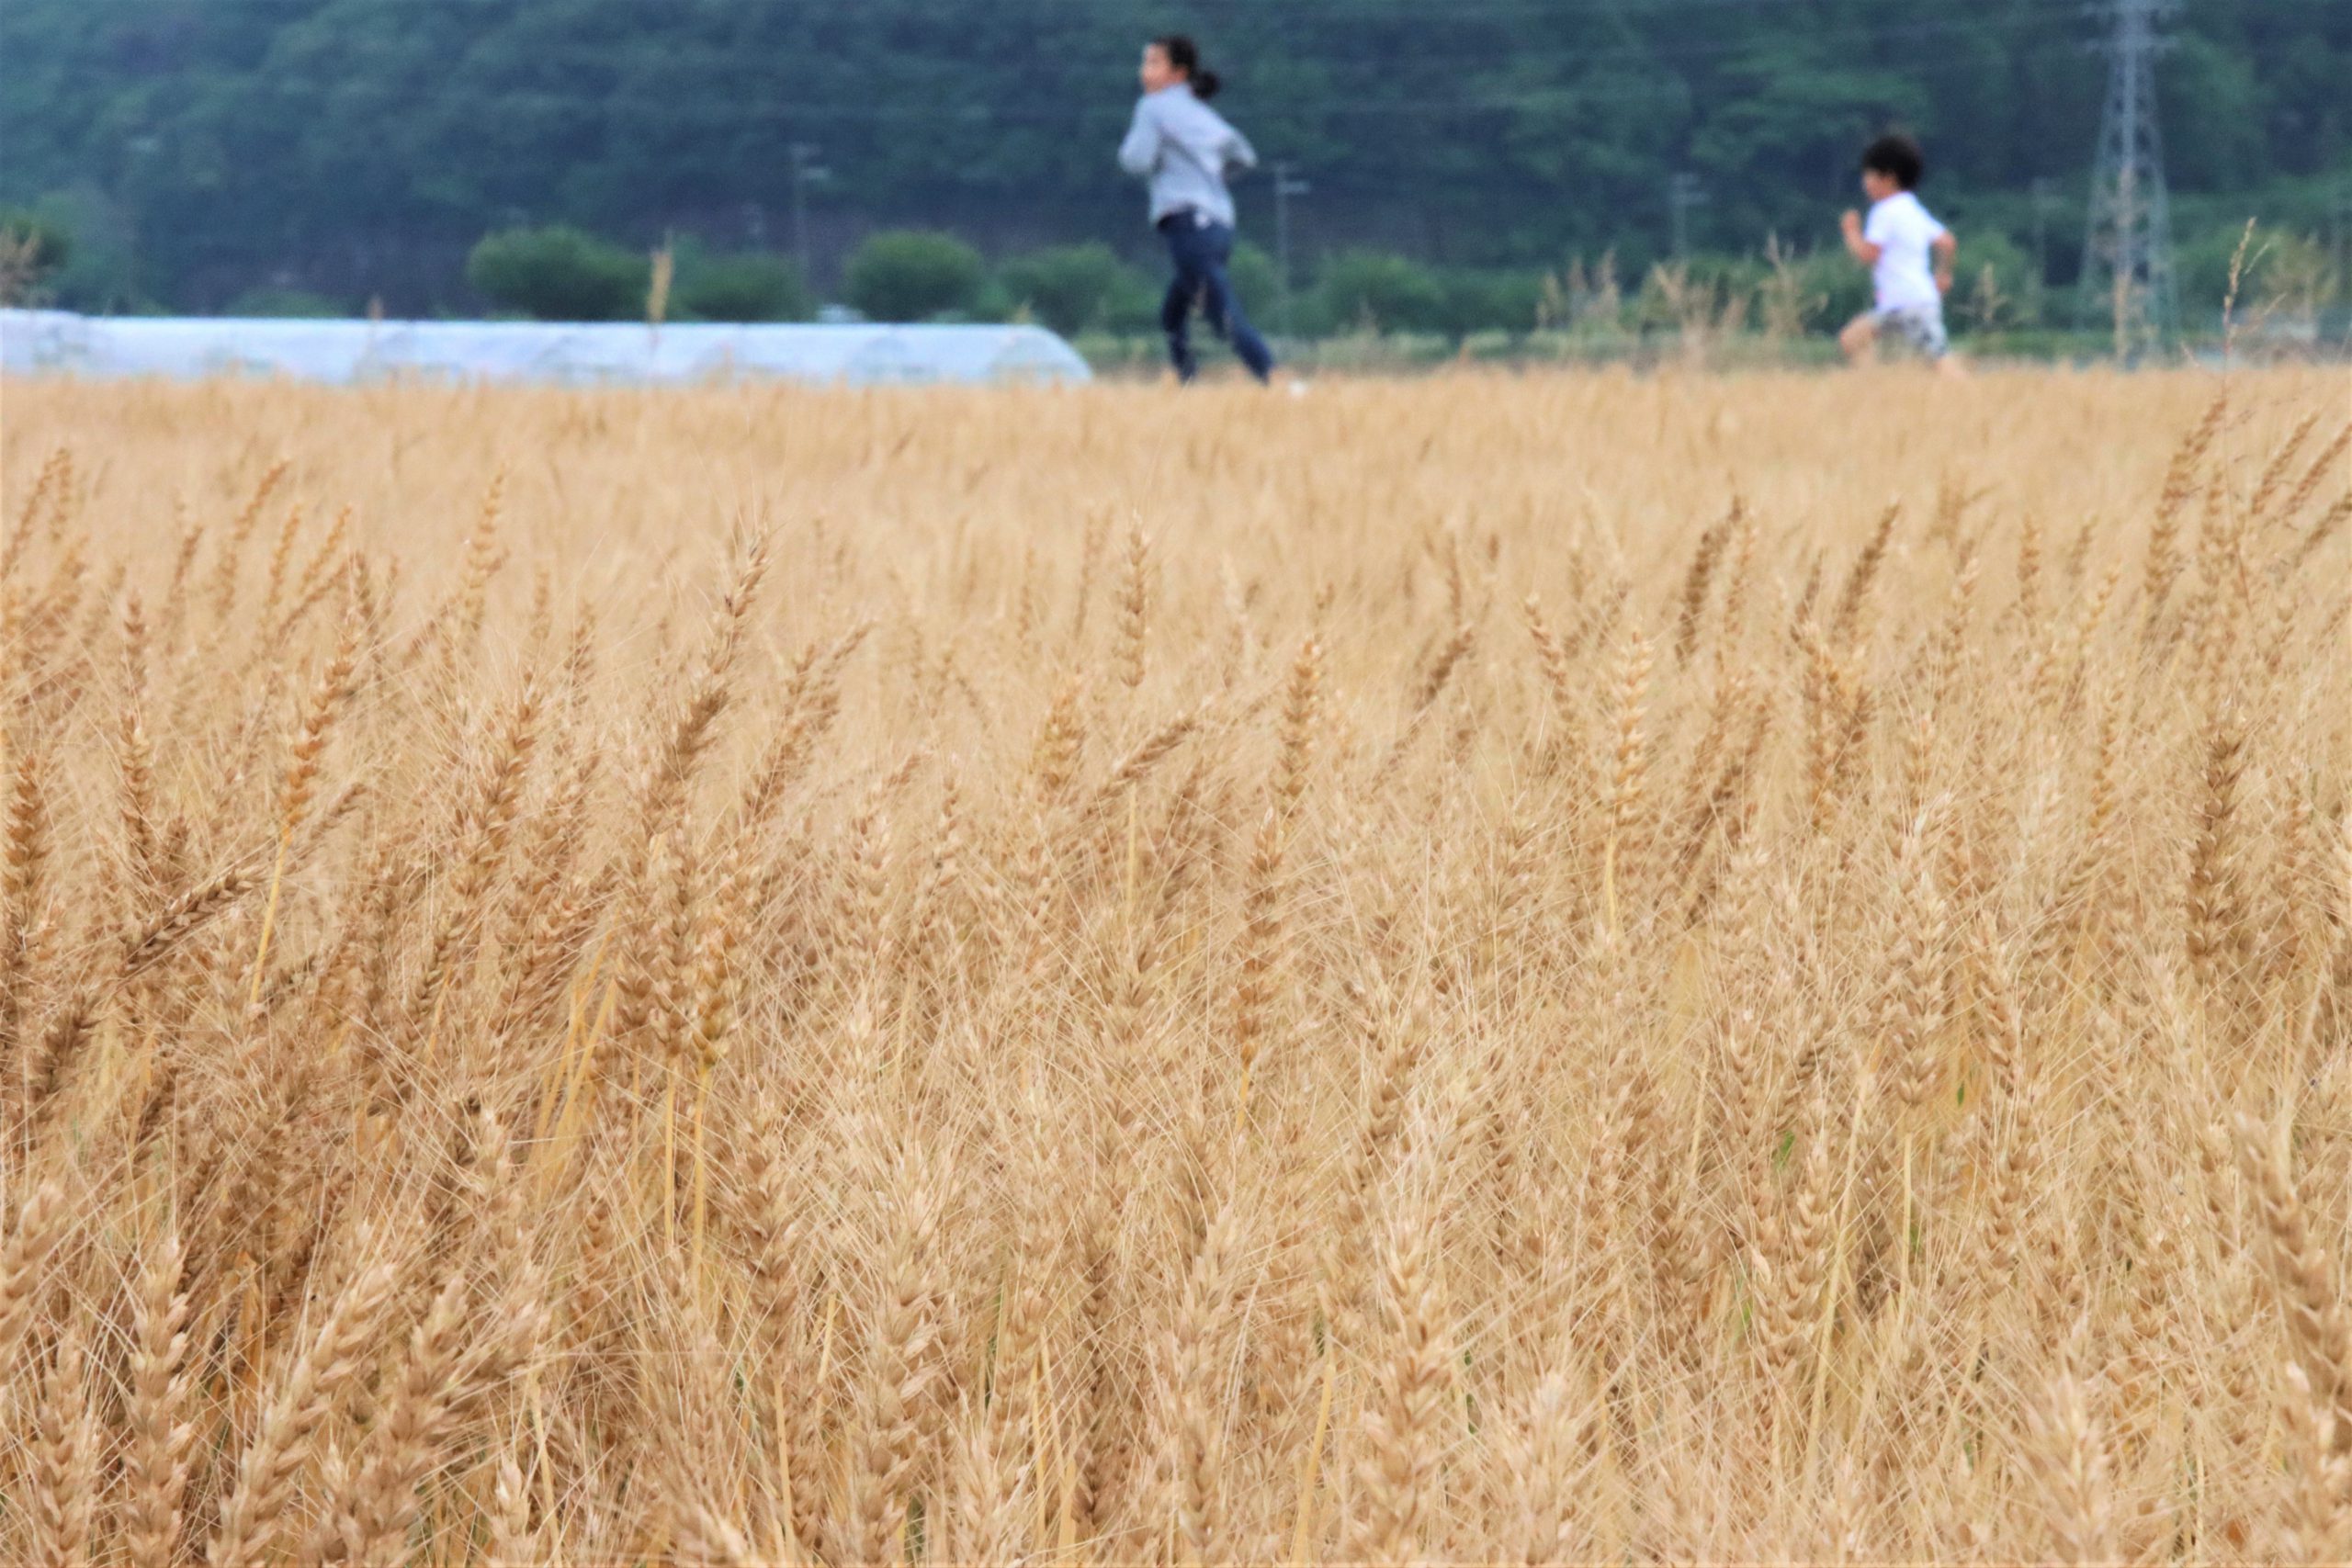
[4,0,2347,317]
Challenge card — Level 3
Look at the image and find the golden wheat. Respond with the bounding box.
[0,366,2347,1563]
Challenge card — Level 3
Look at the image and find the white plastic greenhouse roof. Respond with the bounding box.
[0,310,1092,388]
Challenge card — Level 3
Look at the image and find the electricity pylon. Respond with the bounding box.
[2078,0,2178,355]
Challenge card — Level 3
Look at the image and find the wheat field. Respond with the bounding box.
[1,367,2347,1566]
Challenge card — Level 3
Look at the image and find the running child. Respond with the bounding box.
[1838,134,1961,374]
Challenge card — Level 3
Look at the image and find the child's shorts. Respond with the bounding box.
[1871,304,1950,360]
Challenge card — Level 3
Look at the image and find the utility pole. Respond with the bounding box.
[2029,176,2060,291]
[1668,172,1709,261]
[788,142,830,288]
[2078,0,2177,357]
[1273,162,1311,340]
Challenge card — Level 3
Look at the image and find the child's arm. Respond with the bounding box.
[1932,230,1957,294]
[1839,210,1882,266]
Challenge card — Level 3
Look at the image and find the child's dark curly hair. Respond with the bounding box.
[1860,134,1925,191]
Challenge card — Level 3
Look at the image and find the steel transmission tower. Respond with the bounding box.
[2078,0,2177,355]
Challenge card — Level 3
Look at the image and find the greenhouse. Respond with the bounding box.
[0,310,1092,388]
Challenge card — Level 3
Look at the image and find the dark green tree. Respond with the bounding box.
[1,0,2344,317]
[844,231,985,322]
[0,206,71,304]
[1317,252,1447,333]
[675,251,811,322]
[225,285,345,318]
[999,243,1152,336]
[466,226,648,321]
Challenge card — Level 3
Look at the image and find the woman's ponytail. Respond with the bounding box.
[1154,34,1219,99]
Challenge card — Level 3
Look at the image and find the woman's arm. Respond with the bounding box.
[1118,100,1162,176]
[1932,230,1957,293]
[1224,126,1259,175]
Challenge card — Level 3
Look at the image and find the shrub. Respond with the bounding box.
[225,286,346,319]
[1949,230,2039,332]
[1436,268,1545,336]
[1460,327,1520,360]
[0,207,73,305]
[1316,251,1447,334]
[2179,224,2335,323]
[843,231,985,322]
[959,276,1019,326]
[1806,252,1873,331]
[466,226,648,321]
[999,243,1153,337]
[17,188,148,313]
[1225,241,1299,332]
[675,251,810,322]
[1102,271,1166,335]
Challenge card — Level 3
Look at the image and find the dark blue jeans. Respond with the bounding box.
[1158,211,1274,383]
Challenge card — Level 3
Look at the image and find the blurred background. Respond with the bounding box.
[4,0,2347,365]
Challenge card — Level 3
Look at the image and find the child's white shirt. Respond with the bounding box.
[1864,191,1947,311]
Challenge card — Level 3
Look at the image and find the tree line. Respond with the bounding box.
[3,0,2347,326]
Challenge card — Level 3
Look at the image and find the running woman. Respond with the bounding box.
[1118,34,1276,384]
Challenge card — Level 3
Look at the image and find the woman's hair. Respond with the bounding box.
[1153,34,1220,99]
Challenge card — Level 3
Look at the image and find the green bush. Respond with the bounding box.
[1790,249,1870,334]
[0,207,73,304]
[1220,241,1287,327]
[1436,268,1545,336]
[844,230,985,322]
[1965,328,2120,362]
[1309,330,1456,371]
[1947,230,2039,332]
[675,250,810,322]
[18,188,147,313]
[2178,223,2335,321]
[1068,331,1163,373]
[1113,240,1287,332]
[1316,251,1447,334]
[999,243,1153,336]
[1769,246,1871,335]
[1751,249,1868,335]
[984,276,1033,324]
[1102,270,1165,334]
[1118,241,1298,335]
[225,286,345,319]
[1460,328,1520,360]
[466,226,648,321]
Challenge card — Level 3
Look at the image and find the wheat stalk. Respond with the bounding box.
[0,367,2342,1565]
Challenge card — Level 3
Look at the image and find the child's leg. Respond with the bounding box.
[1917,311,1965,378]
[1838,312,1879,366]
